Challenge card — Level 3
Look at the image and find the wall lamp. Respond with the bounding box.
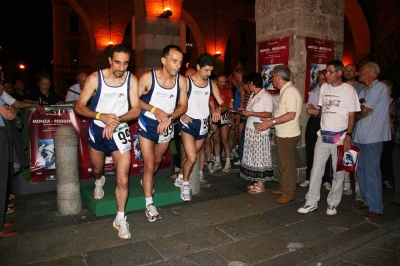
[213,51,221,57]
[160,8,172,18]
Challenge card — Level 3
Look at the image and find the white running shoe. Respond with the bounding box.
[140,179,156,196]
[323,182,332,191]
[199,171,208,184]
[94,176,106,200]
[234,160,241,166]
[174,176,183,187]
[206,163,214,173]
[326,205,337,215]
[113,216,131,239]
[342,187,353,196]
[145,203,160,222]
[222,163,231,173]
[299,180,309,187]
[213,161,222,171]
[297,205,317,214]
[231,149,239,158]
[180,184,192,202]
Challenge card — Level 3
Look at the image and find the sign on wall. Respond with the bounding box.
[305,37,334,103]
[257,36,290,95]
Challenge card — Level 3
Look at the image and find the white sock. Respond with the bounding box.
[145,197,153,206]
[355,183,360,189]
[199,171,203,174]
[216,156,221,162]
[183,181,189,186]
[344,180,351,189]
[116,211,124,219]
[226,158,231,164]
[95,176,103,185]
[178,173,183,180]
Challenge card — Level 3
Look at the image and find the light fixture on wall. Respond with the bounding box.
[108,0,113,45]
[160,0,172,18]
[213,0,220,57]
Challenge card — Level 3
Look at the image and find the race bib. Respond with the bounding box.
[221,112,231,125]
[158,123,174,143]
[113,123,132,154]
[200,117,210,135]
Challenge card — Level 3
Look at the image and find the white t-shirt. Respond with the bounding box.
[318,82,360,132]
[0,91,16,106]
[65,83,81,102]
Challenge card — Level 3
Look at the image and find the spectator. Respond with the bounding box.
[65,72,88,105]
[26,71,64,105]
[12,78,28,101]
[354,62,391,220]
[238,72,273,194]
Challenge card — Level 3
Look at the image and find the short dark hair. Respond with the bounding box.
[273,65,291,81]
[110,44,132,59]
[197,53,215,68]
[215,73,226,80]
[247,72,263,88]
[36,71,52,83]
[161,45,183,58]
[327,60,344,72]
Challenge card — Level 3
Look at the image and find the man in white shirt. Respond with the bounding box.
[65,72,88,105]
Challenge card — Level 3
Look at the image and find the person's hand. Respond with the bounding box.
[211,109,221,123]
[308,103,316,110]
[180,114,192,124]
[153,107,169,123]
[3,105,16,120]
[157,119,172,135]
[35,104,45,114]
[241,110,251,117]
[102,125,116,140]
[257,118,273,131]
[343,136,352,152]
[100,113,120,128]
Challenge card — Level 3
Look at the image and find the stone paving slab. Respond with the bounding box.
[148,226,233,259]
[84,241,164,266]
[212,231,289,264]
[216,212,286,241]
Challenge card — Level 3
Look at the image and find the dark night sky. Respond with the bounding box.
[0,1,53,85]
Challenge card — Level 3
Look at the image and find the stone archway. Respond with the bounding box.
[344,0,370,63]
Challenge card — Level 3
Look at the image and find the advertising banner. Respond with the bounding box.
[26,107,170,181]
[305,37,334,103]
[257,36,290,95]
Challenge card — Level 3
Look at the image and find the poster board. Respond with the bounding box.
[305,37,334,103]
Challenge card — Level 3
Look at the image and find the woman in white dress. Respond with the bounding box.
[238,72,274,194]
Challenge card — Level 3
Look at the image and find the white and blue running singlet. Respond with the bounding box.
[138,70,179,143]
[90,70,131,128]
[186,76,212,120]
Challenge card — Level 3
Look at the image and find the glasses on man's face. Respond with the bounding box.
[326,70,338,75]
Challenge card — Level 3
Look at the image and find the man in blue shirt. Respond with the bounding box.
[353,62,391,220]
[0,96,18,237]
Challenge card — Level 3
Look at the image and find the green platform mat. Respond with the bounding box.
[81,176,181,217]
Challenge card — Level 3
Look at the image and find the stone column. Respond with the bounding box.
[54,125,82,215]
[255,0,345,183]
[135,17,181,77]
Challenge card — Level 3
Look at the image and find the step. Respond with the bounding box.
[81,176,181,217]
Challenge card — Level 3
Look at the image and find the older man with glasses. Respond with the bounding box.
[353,62,391,220]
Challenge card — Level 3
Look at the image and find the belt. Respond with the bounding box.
[309,115,320,119]
[0,126,6,130]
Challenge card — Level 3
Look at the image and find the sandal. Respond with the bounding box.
[247,183,258,190]
[248,186,265,194]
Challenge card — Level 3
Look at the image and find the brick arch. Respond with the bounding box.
[64,0,96,61]
[181,9,206,56]
[345,0,370,63]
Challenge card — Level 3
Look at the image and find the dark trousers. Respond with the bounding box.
[238,123,246,161]
[0,130,10,231]
[380,140,392,183]
[305,117,331,183]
